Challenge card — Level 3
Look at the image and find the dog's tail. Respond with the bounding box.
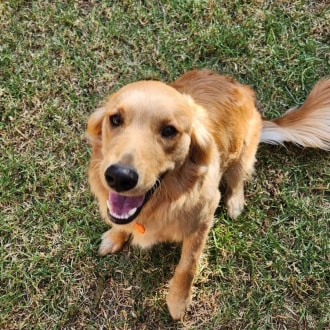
[260,79,330,150]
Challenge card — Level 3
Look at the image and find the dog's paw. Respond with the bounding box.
[226,200,244,219]
[98,229,128,256]
[166,283,192,320]
[226,193,245,219]
[166,290,191,320]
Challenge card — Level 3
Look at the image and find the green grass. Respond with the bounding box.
[1,1,329,329]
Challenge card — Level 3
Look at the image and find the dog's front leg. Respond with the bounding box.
[98,228,130,255]
[166,222,210,320]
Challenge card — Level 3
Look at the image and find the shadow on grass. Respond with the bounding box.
[64,238,183,328]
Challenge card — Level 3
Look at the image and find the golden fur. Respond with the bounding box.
[86,70,330,320]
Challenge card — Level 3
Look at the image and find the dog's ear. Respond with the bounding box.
[189,105,213,167]
[86,107,106,146]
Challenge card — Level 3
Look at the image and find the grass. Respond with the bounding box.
[1,0,329,329]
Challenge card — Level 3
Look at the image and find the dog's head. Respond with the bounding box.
[87,80,213,225]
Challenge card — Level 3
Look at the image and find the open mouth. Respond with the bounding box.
[107,180,161,225]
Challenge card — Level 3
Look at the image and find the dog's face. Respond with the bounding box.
[87,81,212,225]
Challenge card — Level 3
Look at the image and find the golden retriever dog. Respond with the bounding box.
[86,70,330,320]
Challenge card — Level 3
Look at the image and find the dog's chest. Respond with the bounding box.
[130,208,185,248]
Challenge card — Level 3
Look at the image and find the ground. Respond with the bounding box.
[1,1,329,329]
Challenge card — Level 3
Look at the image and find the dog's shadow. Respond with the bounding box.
[90,239,182,326]
[256,144,330,169]
[217,144,330,215]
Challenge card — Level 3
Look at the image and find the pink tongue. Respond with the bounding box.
[109,192,145,216]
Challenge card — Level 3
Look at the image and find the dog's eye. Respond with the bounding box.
[109,114,123,127]
[161,125,178,138]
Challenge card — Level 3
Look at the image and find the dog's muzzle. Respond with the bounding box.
[106,180,161,225]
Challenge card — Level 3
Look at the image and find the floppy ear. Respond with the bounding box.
[86,107,106,147]
[189,105,214,167]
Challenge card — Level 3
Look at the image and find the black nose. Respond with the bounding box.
[104,165,139,192]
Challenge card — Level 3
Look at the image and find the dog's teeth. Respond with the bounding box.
[115,212,123,219]
[128,208,137,217]
[107,201,138,221]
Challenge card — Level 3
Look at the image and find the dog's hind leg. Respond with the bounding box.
[223,139,259,219]
[223,164,246,219]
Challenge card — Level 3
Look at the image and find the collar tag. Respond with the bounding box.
[134,223,145,234]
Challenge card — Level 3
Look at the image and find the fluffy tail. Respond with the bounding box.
[260,79,330,150]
